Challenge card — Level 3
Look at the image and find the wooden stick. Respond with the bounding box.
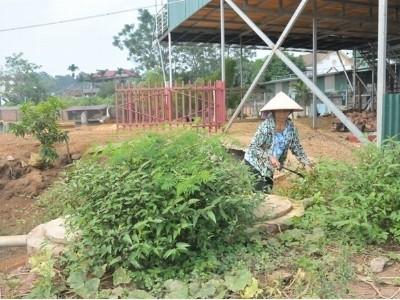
[390,287,400,299]
[357,275,388,299]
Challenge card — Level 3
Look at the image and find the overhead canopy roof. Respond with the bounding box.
[161,0,400,51]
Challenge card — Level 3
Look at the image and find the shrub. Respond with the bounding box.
[63,130,262,272]
[288,139,400,244]
[9,97,69,165]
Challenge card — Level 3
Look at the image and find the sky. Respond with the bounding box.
[0,0,155,76]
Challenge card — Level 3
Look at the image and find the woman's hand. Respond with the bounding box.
[269,156,281,169]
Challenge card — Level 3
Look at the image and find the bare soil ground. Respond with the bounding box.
[228,116,357,163]
[0,124,139,274]
[0,124,142,236]
[0,119,393,298]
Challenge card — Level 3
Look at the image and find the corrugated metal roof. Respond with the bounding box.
[168,0,211,32]
[161,0,400,51]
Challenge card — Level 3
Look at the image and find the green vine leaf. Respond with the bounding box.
[164,279,189,299]
[113,267,131,286]
[224,269,252,292]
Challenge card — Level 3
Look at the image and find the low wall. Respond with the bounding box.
[0,107,20,122]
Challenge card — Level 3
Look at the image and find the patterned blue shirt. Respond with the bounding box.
[272,128,290,160]
[244,115,310,178]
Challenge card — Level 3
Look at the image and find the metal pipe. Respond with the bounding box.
[372,48,375,110]
[220,0,226,82]
[224,0,310,131]
[377,0,387,145]
[312,8,317,129]
[337,50,354,92]
[353,49,357,107]
[224,0,368,143]
[239,36,244,118]
[154,1,167,88]
[168,32,172,88]
[0,235,27,247]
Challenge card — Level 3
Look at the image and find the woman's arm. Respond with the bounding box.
[245,119,275,177]
[289,127,310,165]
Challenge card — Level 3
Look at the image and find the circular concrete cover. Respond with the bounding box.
[254,195,293,220]
[44,218,66,244]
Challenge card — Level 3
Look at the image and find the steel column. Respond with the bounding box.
[225,0,368,143]
[220,0,226,82]
[372,49,375,110]
[168,32,173,88]
[312,8,317,128]
[115,84,119,129]
[377,0,388,145]
[155,1,167,87]
[353,49,357,106]
[239,36,244,118]
[225,0,310,131]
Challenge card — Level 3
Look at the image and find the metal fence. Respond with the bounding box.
[115,81,226,131]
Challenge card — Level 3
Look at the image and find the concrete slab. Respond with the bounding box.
[26,224,46,255]
[26,218,67,256]
[44,218,66,244]
[255,195,293,220]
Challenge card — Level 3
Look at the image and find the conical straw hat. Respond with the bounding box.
[260,92,304,112]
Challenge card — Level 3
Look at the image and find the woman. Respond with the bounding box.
[244,92,311,192]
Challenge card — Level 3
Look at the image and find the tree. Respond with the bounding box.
[9,97,70,166]
[225,58,240,109]
[171,45,221,82]
[141,69,164,86]
[77,72,88,82]
[116,68,124,76]
[249,53,305,83]
[113,9,159,72]
[67,64,79,79]
[37,72,56,94]
[0,53,48,104]
[97,81,115,98]
[113,9,254,83]
[53,75,76,93]
[293,80,310,107]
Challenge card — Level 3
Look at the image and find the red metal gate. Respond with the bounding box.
[115,81,226,131]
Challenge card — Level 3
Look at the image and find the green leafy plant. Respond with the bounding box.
[288,139,400,244]
[59,95,113,107]
[293,80,311,107]
[61,130,262,275]
[36,129,363,299]
[67,270,100,298]
[9,97,69,166]
[28,251,57,298]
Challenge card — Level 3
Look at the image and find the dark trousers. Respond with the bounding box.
[245,160,273,193]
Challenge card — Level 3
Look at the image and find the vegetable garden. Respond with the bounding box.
[2,103,400,298]
[5,127,400,299]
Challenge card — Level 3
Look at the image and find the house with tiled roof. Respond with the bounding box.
[92,69,139,82]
